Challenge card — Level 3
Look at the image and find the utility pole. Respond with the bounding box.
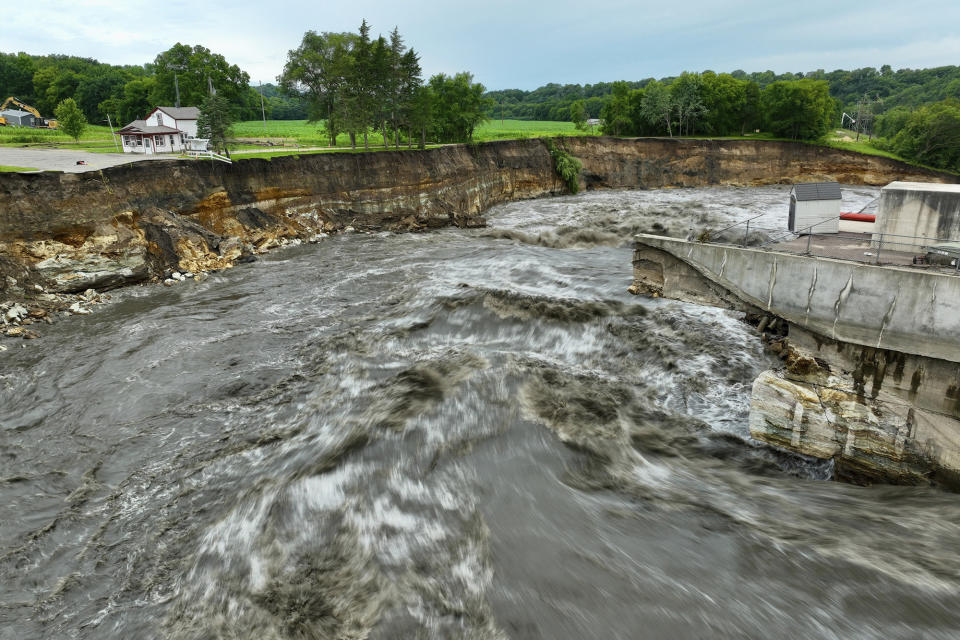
[105,114,119,152]
[259,81,267,133]
[171,63,185,108]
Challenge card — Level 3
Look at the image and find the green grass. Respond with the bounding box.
[0,165,38,172]
[230,118,596,149]
[474,119,591,141]
[0,124,120,152]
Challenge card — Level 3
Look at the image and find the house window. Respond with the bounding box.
[155,135,164,146]
[169,135,175,146]
[156,113,163,126]
[136,137,143,146]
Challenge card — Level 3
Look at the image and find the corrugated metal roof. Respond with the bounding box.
[1,109,33,117]
[793,182,842,201]
[155,106,200,120]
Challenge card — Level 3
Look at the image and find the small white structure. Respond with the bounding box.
[185,138,210,152]
[117,106,201,155]
[788,182,841,234]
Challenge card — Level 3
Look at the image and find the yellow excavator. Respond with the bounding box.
[0,97,58,128]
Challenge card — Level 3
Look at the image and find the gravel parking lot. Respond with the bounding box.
[0,147,173,173]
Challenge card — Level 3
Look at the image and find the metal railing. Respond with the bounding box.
[695,213,960,273]
[186,151,233,164]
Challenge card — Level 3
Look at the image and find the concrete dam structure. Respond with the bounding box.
[632,234,960,486]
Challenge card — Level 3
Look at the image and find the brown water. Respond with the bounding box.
[3,185,960,640]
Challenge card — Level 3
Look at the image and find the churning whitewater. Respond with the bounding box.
[3,186,960,640]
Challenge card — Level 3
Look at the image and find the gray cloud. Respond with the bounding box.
[2,0,958,89]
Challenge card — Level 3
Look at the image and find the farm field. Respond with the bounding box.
[0,124,118,152]
[230,118,595,148]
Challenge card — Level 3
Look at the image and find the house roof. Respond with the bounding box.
[153,106,200,120]
[1,109,33,118]
[793,182,842,201]
[118,119,182,135]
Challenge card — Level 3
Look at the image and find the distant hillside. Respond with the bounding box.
[485,66,960,121]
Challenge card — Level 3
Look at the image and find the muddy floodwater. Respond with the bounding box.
[3,185,960,639]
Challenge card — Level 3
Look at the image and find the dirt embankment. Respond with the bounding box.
[0,137,954,319]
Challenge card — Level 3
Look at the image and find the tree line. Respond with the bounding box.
[0,48,280,126]
[485,65,960,126]
[279,21,491,148]
[583,73,832,140]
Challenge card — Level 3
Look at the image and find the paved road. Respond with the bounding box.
[0,148,172,173]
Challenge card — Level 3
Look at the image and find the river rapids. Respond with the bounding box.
[3,185,960,639]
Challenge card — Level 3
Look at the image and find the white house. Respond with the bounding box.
[146,106,200,138]
[118,106,201,155]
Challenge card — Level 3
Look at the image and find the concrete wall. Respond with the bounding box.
[874,182,960,251]
[633,234,960,363]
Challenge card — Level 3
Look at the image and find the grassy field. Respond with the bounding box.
[0,124,119,152]
[231,118,594,149]
[0,165,38,172]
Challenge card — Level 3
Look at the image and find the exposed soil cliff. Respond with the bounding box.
[0,137,953,306]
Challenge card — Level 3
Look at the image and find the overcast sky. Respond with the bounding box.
[4,0,960,90]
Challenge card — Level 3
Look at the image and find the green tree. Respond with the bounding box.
[279,30,358,146]
[151,44,256,119]
[117,76,156,123]
[408,85,434,148]
[886,99,960,171]
[640,80,674,136]
[54,98,87,141]
[761,79,835,140]
[700,72,747,135]
[197,93,234,158]
[600,81,631,136]
[569,99,587,130]
[671,72,707,136]
[429,72,492,142]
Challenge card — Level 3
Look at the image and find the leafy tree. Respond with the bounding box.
[408,85,434,148]
[761,79,835,140]
[640,80,674,136]
[569,99,587,130]
[54,98,87,141]
[428,72,492,142]
[197,93,234,158]
[600,81,632,136]
[117,76,156,123]
[700,72,747,135]
[885,99,960,171]
[151,44,256,119]
[671,72,707,136]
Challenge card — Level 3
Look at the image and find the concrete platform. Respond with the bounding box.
[769,231,932,268]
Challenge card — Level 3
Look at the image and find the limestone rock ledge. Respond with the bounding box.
[750,369,960,487]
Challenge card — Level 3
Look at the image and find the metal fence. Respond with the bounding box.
[700,213,960,273]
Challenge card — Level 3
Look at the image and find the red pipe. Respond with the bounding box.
[840,212,876,223]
